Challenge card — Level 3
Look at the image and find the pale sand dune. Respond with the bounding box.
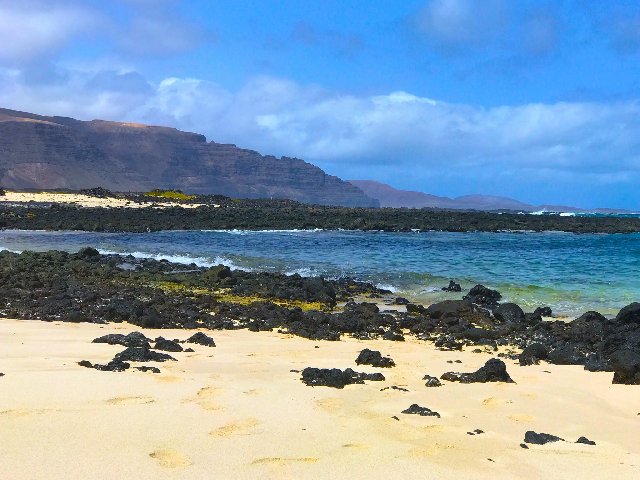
[0,319,638,480]
[0,191,209,209]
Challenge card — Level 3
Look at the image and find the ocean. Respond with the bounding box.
[1,228,638,317]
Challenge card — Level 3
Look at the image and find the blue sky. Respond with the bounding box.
[1,0,639,209]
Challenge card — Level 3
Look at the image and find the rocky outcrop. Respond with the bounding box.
[0,108,378,207]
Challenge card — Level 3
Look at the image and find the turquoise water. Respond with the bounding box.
[1,229,638,317]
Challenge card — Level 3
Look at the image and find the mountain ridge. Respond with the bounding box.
[349,179,633,213]
[0,107,378,208]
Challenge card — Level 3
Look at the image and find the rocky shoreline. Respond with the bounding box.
[1,248,638,385]
[1,198,640,233]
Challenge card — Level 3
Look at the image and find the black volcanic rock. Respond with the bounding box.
[300,367,385,388]
[524,431,564,445]
[519,343,548,366]
[186,332,216,347]
[610,349,640,385]
[442,280,462,292]
[355,348,395,368]
[576,436,596,446]
[441,358,514,383]
[464,285,502,306]
[493,303,526,324]
[92,332,150,348]
[154,337,183,352]
[113,346,176,363]
[615,302,640,325]
[401,404,440,417]
[0,107,378,208]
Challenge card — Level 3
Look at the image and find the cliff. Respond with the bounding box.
[0,108,378,207]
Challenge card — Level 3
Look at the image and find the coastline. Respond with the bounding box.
[1,190,639,233]
[1,318,638,480]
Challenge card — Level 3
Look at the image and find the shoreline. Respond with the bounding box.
[1,318,638,480]
[1,189,639,233]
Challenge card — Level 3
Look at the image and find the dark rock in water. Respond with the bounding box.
[520,443,529,449]
[383,330,405,341]
[610,348,640,384]
[615,302,640,325]
[463,285,502,306]
[493,303,525,324]
[184,348,195,353]
[401,404,441,418]
[524,431,564,445]
[78,359,130,372]
[77,247,100,258]
[92,332,150,348]
[423,375,442,387]
[186,332,216,347]
[135,366,161,373]
[300,367,385,388]
[355,348,395,368]
[519,343,549,366]
[154,337,183,352]
[441,358,514,383]
[113,346,176,363]
[547,345,586,365]
[426,300,472,319]
[576,436,596,446]
[393,297,410,305]
[442,280,462,292]
[467,429,484,435]
[534,306,553,317]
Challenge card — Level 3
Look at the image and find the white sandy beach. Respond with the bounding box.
[1,318,638,480]
[0,191,208,209]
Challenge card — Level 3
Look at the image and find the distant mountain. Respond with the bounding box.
[350,180,535,211]
[350,180,639,213]
[0,108,378,207]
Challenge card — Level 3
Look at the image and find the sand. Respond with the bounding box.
[1,318,638,480]
[0,191,210,209]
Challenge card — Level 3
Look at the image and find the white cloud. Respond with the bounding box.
[1,67,639,197]
[0,2,100,63]
[415,0,508,50]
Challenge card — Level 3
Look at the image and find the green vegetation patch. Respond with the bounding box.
[144,189,196,201]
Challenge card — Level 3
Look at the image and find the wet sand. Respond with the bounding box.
[1,318,638,480]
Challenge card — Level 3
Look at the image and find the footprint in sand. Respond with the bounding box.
[183,386,223,411]
[106,395,155,405]
[210,417,259,437]
[149,449,192,468]
[482,397,513,407]
[251,457,319,466]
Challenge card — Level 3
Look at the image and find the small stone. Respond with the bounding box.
[576,436,596,446]
[401,404,440,418]
[524,431,564,445]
